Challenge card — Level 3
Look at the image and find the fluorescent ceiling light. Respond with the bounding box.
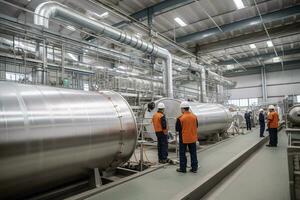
[67,53,77,61]
[118,65,127,70]
[135,33,142,38]
[249,44,256,49]
[94,11,109,18]
[66,25,76,31]
[226,65,234,70]
[233,0,245,9]
[273,57,281,63]
[174,17,187,27]
[267,40,273,47]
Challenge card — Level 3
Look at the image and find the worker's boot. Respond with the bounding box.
[176,168,186,173]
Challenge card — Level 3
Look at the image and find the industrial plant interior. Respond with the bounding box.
[0,0,300,199]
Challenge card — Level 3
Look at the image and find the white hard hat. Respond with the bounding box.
[180,101,190,108]
[259,109,263,112]
[268,105,275,110]
[157,102,165,109]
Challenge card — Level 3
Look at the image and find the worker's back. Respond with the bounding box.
[268,112,279,128]
[179,111,198,144]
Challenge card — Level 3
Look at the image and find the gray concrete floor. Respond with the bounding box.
[203,130,290,200]
[85,129,267,200]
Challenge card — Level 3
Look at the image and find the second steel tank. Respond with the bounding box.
[144,98,233,141]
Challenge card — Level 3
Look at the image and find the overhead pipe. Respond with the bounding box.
[34,1,173,98]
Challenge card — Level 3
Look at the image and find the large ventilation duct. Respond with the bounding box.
[34,1,173,98]
[0,82,137,199]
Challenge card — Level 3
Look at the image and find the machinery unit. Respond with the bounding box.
[143,98,233,142]
[0,82,138,199]
[286,105,300,200]
[288,105,300,127]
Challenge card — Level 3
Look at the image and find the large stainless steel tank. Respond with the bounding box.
[287,105,300,126]
[144,98,233,140]
[0,82,137,199]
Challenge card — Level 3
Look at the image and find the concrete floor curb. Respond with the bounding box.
[175,135,269,200]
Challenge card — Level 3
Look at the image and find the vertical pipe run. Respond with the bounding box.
[61,43,65,85]
[263,67,268,102]
[261,67,265,102]
[42,40,47,84]
[261,66,268,102]
[201,68,207,102]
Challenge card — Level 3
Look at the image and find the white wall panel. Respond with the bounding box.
[228,68,300,102]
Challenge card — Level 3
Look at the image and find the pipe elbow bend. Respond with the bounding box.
[34,1,62,28]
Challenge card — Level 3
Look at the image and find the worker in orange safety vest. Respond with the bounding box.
[175,101,198,173]
[152,102,169,163]
[266,105,279,147]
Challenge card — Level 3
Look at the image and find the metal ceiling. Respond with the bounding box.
[0,0,299,76]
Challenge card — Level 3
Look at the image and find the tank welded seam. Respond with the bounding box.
[102,92,125,169]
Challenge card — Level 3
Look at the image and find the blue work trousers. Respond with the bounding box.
[179,142,198,171]
[260,122,265,137]
[156,132,168,160]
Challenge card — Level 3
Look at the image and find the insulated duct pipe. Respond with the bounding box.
[172,55,235,87]
[34,1,173,98]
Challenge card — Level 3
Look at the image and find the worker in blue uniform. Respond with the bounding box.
[259,109,265,137]
[244,111,251,131]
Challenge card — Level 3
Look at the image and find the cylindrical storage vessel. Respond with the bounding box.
[144,98,232,140]
[0,82,137,199]
[287,105,300,126]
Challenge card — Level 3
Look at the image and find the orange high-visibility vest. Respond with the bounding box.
[179,111,198,144]
[152,112,167,133]
[268,111,279,128]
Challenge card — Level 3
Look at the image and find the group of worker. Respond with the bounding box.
[152,102,279,174]
[257,105,279,147]
[152,101,198,173]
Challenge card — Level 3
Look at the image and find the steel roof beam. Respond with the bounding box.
[113,0,194,28]
[223,60,300,77]
[217,48,300,65]
[176,5,300,43]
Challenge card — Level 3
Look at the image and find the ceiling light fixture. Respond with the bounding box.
[66,25,76,31]
[249,44,256,49]
[135,33,142,38]
[273,57,281,63]
[267,40,273,47]
[174,17,187,27]
[98,12,109,18]
[226,65,234,70]
[67,53,77,61]
[233,0,245,9]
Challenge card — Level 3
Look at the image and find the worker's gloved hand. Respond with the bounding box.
[266,128,269,131]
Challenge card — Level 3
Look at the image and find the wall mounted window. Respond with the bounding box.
[249,98,258,106]
[83,83,89,91]
[228,99,240,106]
[228,97,258,107]
[239,99,248,107]
[297,95,300,103]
